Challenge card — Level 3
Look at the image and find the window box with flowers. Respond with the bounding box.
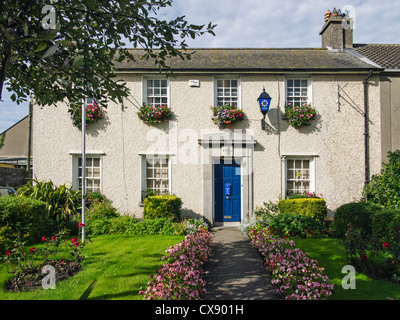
[69,103,106,128]
[283,103,317,129]
[137,103,172,125]
[210,103,245,129]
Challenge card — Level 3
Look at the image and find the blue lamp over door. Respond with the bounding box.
[257,87,272,130]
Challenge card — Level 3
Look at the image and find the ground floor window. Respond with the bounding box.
[285,157,315,195]
[142,156,170,197]
[73,156,102,193]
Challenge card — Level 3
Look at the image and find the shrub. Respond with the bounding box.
[239,201,280,234]
[143,195,182,222]
[278,198,327,223]
[332,201,383,239]
[126,218,182,236]
[267,213,328,238]
[86,200,119,221]
[0,197,55,252]
[336,202,400,281]
[362,150,400,209]
[17,179,81,222]
[85,191,107,208]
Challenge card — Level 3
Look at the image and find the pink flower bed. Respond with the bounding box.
[249,228,334,300]
[140,228,213,300]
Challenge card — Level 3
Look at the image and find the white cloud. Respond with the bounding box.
[159,0,400,47]
[1,0,399,131]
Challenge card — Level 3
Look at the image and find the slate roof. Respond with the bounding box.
[353,44,400,70]
[115,48,381,72]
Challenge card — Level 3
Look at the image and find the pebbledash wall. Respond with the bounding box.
[32,72,383,224]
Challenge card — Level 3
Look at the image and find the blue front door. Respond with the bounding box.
[214,160,241,222]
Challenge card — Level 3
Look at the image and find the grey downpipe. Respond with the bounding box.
[363,70,373,186]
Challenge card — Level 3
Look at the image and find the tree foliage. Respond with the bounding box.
[363,150,400,209]
[0,0,216,109]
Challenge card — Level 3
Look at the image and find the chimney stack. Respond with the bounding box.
[319,8,354,50]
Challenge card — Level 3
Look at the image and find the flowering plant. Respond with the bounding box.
[249,228,334,300]
[284,103,316,129]
[211,103,245,128]
[2,225,85,292]
[69,103,106,128]
[137,103,172,125]
[140,228,213,300]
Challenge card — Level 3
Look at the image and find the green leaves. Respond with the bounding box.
[363,150,400,209]
[1,0,216,108]
[41,44,59,59]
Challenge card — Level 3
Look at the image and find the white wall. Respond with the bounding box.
[32,72,382,220]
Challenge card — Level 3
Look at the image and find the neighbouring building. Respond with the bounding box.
[32,10,399,225]
[0,115,32,170]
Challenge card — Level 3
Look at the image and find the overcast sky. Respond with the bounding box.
[1,0,400,133]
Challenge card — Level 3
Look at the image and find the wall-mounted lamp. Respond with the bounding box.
[257,87,272,130]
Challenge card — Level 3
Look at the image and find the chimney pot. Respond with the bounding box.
[320,9,354,49]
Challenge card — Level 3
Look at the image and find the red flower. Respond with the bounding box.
[42,236,46,242]
[5,250,12,256]
[383,242,389,248]
[360,254,367,261]
[71,237,77,243]
[29,247,36,253]
[77,223,85,228]
[73,241,79,247]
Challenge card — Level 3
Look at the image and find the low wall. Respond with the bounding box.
[0,167,28,188]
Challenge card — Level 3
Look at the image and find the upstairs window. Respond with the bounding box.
[286,78,311,107]
[216,78,239,108]
[145,79,168,107]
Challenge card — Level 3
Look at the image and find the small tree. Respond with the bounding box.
[0,0,216,109]
[363,150,400,209]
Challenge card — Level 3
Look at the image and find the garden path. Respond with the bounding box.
[204,226,281,300]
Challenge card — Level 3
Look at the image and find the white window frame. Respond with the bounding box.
[213,76,241,108]
[283,156,316,196]
[140,154,171,199]
[285,76,312,107]
[72,154,102,193]
[142,76,170,107]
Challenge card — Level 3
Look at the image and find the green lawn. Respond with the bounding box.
[293,238,400,300]
[0,234,184,300]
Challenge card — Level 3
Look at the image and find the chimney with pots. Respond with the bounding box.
[319,8,354,50]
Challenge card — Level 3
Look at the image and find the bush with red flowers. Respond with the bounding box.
[2,224,85,292]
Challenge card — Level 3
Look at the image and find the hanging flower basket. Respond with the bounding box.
[69,103,106,128]
[137,103,172,125]
[283,103,317,129]
[210,104,245,129]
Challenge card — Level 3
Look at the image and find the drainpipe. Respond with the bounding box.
[363,70,373,187]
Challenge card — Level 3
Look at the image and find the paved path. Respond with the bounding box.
[204,227,281,300]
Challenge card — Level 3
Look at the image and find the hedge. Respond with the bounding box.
[0,196,55,253]
[332,201,400,239]
[277,198,327,223]
[143,195,182,221]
